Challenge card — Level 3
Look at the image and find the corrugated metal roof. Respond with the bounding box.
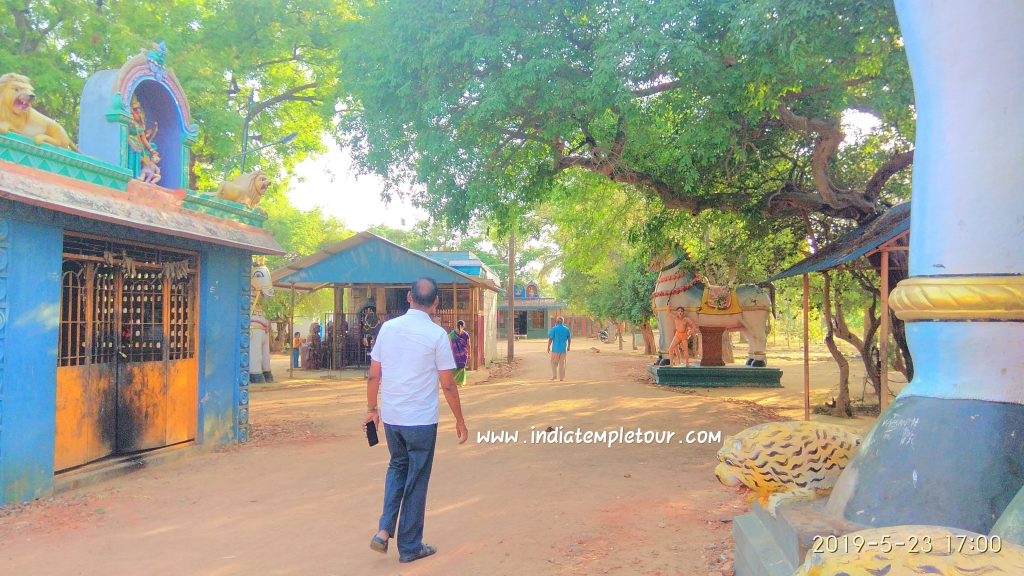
[272,232,502,291]
[0,160,283,255]
[421,250,473,261]
[767,202,910,282]
[421,250,502,283]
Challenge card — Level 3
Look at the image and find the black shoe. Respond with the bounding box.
[399,544,437,563]
[369,534,388,554]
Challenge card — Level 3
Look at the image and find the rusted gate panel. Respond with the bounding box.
[55,234,199,471]
[165,274,198,443]
[55,261,118,471]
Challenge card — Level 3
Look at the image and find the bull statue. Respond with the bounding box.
[651,253,772,366]
[249,259,274,384]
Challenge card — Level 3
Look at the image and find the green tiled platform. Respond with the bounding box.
[647,365,782,387]
[183,191,267,227]
[0,133,133,190]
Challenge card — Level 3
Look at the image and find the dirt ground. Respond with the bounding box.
[0,338,886,576]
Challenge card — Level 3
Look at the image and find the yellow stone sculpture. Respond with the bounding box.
[216,170,271,209]
[714,421,862,516]
[794,526,1024,575]
[0,73,77,150]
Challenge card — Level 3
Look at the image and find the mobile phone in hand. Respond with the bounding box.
[366,422,379,447]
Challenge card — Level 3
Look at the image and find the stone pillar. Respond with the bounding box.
[698,327,726,367]
[825,1,1024,534]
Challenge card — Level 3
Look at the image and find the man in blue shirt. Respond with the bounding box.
[547,316,572,381]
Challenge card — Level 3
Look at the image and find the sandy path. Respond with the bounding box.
[0,340,784,576]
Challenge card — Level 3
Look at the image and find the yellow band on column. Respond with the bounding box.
[890,275,1024,321]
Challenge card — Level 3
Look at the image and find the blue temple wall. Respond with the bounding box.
[197,248,249,446]
[0,200,250,504]
[0,216,62,503]
[77,70,123,168]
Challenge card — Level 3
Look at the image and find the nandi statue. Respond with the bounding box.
[249,259,274,384]
[651,253,772,366]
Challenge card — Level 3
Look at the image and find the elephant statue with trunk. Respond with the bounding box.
[651,253,773,367]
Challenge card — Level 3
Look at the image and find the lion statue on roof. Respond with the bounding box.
[0,73,77,150]
[216,170,271,209]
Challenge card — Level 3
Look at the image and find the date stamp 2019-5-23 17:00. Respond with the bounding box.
[811,533,1004,556]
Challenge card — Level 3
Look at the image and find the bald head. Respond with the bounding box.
[409,277,439,309]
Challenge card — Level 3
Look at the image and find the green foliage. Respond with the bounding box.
[339,0,912,229]
[260,190,354,322]
[569,256,656,326]
[1,0,351,189]
[549,169,804,324]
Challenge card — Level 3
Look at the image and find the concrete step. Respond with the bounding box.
[733,511,799,576]
[733,501,867,576]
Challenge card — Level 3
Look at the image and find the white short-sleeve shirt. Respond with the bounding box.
[370,308,457,426]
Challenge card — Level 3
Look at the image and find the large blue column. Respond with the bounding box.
[0,218,63,504]
[825,1,1024,533]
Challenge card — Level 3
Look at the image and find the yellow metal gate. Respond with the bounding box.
[55,234,198,472]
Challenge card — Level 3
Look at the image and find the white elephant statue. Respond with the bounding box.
[651,254,772,366]
[249,261,274,383]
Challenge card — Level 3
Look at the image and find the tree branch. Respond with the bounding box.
[780,77,878,102]
[821,270,853,417]
[248,82,319,120]
[632,78,680,97]
[609,114,627,162]
[766,184,868,220]
[778,104,874,216]
[864,149,914,204]
[557,155,691,209]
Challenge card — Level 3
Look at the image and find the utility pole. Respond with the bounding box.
[240,89,256,173]
[507,229,515,362]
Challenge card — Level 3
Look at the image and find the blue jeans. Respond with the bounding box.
[379,423,437,559]
[291,348,300,368]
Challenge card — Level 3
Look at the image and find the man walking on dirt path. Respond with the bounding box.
[364,277,469,564]
[547,316,572,381]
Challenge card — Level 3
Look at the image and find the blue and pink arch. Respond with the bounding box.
[78,43,198,190]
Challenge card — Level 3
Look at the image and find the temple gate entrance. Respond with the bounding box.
[54,233,198,472]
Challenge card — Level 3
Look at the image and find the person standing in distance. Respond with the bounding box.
[449,319,470,387]
[547,316,572,381]
[365,277,469,563]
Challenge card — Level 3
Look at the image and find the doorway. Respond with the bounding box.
[514,311,527,337]
[54,234,199,472]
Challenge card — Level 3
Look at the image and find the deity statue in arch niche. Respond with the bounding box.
[127,95,159,181]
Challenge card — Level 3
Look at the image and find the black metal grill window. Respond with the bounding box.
[59,262,88,367]
[168,277,194,360]
[58,234,198,367]
[92,265,118,365]
[121,271,164,363]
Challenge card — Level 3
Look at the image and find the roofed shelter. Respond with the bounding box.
[767,202,910,419]
[272,232,501,372]
[0,46,283,505]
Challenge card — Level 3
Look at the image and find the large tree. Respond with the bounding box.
[339,0,913,227]
[1,0,351,187]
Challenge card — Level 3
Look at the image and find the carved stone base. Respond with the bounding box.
[646,365,782,387]
[828,395,1024,534]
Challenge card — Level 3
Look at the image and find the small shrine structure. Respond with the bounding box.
[497,282,594,340]
[271,232,501,371]
[0,45,282,504]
